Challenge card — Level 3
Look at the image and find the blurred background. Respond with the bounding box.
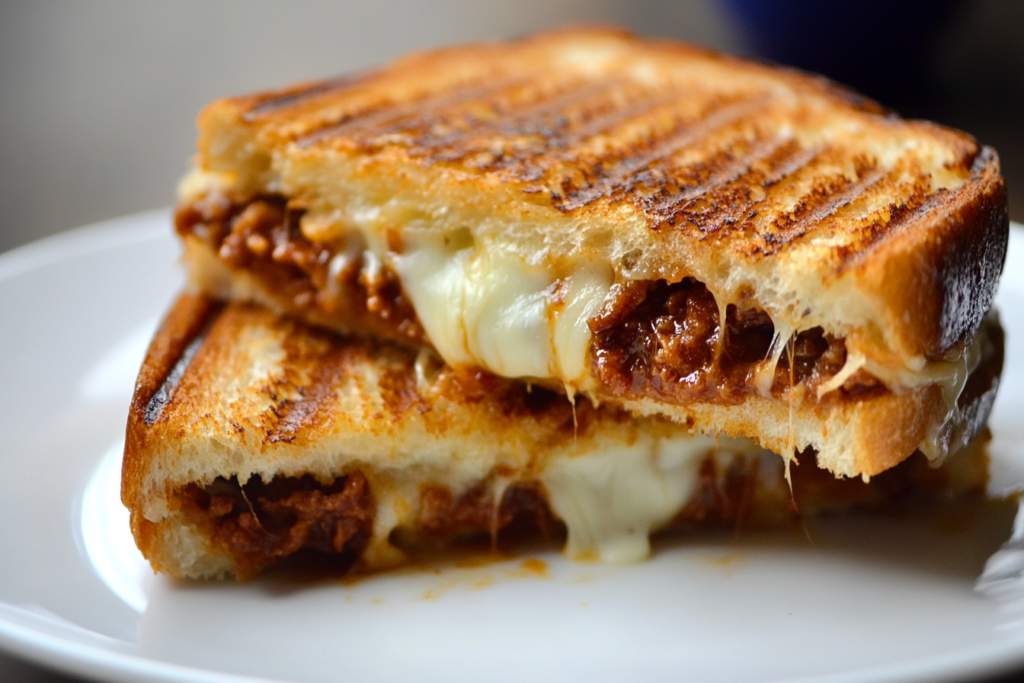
[1,0,1023,256]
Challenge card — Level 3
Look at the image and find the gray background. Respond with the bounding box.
[1,1,1023,681]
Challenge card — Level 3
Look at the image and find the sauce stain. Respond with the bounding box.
[508,558,549,578]
[696,551,747,577]
[415,556,551,600]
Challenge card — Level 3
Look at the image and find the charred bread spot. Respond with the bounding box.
[122,294,224,518]
[839,148,1007,359]
[129,294,225,427]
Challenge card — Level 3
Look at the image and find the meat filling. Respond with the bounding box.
[589,278,877,405]
[416,481,559,542]
[179,471,375,580]
[175,193,426,344]
[176,447,964,579]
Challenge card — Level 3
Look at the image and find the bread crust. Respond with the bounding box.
[841,147,1007,360]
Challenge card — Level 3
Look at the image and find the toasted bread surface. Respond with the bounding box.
[192,27,1006,362]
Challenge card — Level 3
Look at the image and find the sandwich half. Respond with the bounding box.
[123,293,997,580]
[174,28,1008,479]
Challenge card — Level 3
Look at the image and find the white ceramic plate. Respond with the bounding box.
[2,212,1024,683]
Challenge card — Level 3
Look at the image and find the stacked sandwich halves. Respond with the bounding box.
[123,28,1008,580]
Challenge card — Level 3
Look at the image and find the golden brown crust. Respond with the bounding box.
[122,293,222,518]
[190,26,1007,366]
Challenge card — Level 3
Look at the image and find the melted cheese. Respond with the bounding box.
[752,320,794,397]
[358,428,758,568]
[393,237,553,377]
[539,432,720,563]
[550,264,614,384]
[392,232,612,386]
[815,350,866,398]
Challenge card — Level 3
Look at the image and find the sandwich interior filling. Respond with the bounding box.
[178,472,376,579]
[176,192,883,407]
[173,447,977,579]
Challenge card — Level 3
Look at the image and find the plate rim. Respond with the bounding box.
[1,212,1023,683]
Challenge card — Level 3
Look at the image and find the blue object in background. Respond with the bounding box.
[720,0,963,113]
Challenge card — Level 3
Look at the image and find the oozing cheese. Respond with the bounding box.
[362,428,754,567]
[391,232,612,387]
[539,432,722,563]
[393,237,554,379]
[551,263,614,385]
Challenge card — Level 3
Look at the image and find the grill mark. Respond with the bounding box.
[263,335,356,444]
[421,86,732,182]
[752,163,890,256]
[479,85,692,181]
[621,137,816,240]
[144,304,224,426]
[487,88,734,180]
[497,78,641,139]
[635,135,787,224]
[687,144,814,236]
[296,74,542,148]
[554,95,772,211]
[832,182,938,270]
[708,145,835,246]
[757,143,824,190]
[402,78,637,161]
[261,333,430,444]
[242,71,378,121]
[391,78,618,163]
[555,88,702,146]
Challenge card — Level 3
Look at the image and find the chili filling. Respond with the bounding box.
[416,481,559,542]
[175,193,426,344]
[179,471,375,580]
[588,278,881,405]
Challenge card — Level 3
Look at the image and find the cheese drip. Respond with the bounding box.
[392,233,611,386]
[358,429,757,568]
[540,432,721,563]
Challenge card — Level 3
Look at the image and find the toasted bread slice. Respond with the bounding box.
[123,294,993,580]
[175,27,1008,477]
